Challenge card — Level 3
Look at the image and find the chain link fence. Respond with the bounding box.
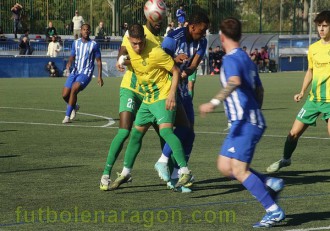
[1,0,330,37]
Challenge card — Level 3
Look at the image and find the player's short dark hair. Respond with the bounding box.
[128,23,145,39]
[314,10,330,24]
[188,11,210,26]
[81,24,91,30]
[219,17,242,42]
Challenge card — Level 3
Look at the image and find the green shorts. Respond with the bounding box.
[296,100,330,126]
[188,70,197,82]
[134,99,176,126]
[119,88,143,115]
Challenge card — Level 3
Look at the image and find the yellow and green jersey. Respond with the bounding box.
[307,40,330,102]
[120,25,163,96]
[120,67,144,96]
[142,25,163,46]
[126,41,174,104]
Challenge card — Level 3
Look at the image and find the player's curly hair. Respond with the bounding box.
[188,11,210,25]
[81,24,91,30]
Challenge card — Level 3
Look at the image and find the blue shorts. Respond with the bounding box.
[64,73,92,90]
[178,95,194,125]
[220,121,265,163]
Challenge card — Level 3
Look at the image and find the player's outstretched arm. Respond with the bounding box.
[212,76,241,102]
[66,56,75,74]
[96,57,104,87]
[166,65,180,111]
[174,53,189,65]
[199,76,240,117]
[184,54,202,77]
[293,68,313,102]
[294,68,312,102]
[116,46,130,72]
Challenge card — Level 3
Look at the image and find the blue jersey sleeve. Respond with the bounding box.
[70,40,76,57]
[94,43,101,59]
[223,56,240,80]
[196,38,207,57]
[161,36,176,57]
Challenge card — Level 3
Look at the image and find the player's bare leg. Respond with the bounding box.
[267,120,309,172]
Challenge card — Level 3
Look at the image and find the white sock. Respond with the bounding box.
[121,167,131,176]
[157,154,169,163]
[179,167,189,174]
[171,168,179,179]
[266,204,279,212]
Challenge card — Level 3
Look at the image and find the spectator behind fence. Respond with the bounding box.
[250,48,261,66]
[72,10,84,39]
[242,46,249,55]
[11,3,23,39]
[259,47,270,72]
[19,29,33,55]
[95,21,107,41]
[213,46,226,74]
[121,22,128,36]
[45,21,57,42]
[164,21,175,37]
[176,4,186,24]
[0,26,7,41]
[269,44,276,59]
[200,53,207,75]
[208,47,214,75]
[19,36,28,55]
[47,36,61,57]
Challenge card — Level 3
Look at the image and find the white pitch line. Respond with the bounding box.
[285,226,330,231]
[0,121,117,128]
[0,106,115,127]
[0,107,329,140]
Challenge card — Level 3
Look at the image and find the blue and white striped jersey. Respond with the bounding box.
[220,48,266,128]
[70,38,101,77]
[162,27,207,98]
[162,27,207,64]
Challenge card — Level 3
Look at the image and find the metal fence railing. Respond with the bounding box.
[1,0,330,37]
[0,39,121,57]
[1,0,236,36]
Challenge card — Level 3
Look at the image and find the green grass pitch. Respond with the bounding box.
[0,72,329,231]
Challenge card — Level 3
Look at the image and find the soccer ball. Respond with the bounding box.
[144,0,167,23]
